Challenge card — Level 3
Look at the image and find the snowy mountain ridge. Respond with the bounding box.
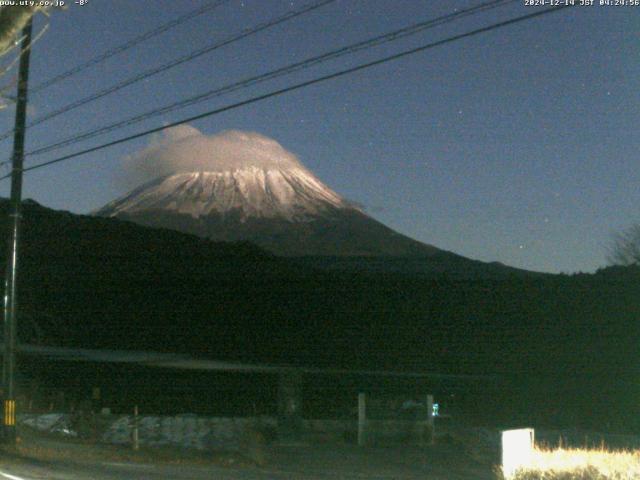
[99,165,353,222]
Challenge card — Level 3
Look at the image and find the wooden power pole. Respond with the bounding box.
[2,17,33,444]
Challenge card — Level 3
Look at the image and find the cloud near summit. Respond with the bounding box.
[123,125,304,184]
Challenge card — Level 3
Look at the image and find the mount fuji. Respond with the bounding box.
[96,170,441,257]
[96,129,440,257]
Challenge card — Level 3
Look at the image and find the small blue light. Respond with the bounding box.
[432,403,439,417]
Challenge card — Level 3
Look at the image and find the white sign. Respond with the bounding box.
[501,428,534,478]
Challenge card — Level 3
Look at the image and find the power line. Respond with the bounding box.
[26,0,516,158]
[0,5,571,181]
[28,0,231,94]
[0,0,337,143]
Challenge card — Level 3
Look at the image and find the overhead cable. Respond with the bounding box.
[0,5,571,181]
[27,0,516,157]
[0,0,337,143]
[29,0,232,93]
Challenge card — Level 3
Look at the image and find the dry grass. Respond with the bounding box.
[500,445,640,479]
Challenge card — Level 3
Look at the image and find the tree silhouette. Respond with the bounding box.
[608,224,640,266]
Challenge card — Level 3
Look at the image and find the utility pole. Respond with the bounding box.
[2,17,33,444]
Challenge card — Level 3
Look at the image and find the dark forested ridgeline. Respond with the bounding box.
[1,200,639,431]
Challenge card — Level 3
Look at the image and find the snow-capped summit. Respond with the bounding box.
[99,165,351,223]
[96,128,439,257]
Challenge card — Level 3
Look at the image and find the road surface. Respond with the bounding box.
[0,444,496,479]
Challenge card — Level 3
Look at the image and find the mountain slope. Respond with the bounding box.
[97,168,441,257]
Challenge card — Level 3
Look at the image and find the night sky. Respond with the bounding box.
[0,0,637,273]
